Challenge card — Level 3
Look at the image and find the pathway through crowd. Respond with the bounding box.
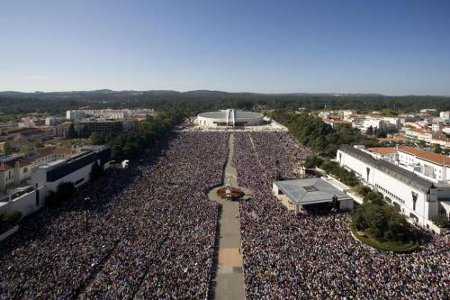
[208,133,249,300]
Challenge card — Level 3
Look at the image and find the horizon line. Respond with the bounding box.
[1,89,450,98]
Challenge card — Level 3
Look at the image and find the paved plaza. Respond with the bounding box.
[208,134,249,300]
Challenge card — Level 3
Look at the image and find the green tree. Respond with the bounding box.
[303,156,323,168]
[67,123,78,139]
[0,210,22,233]
[3,142,13,155]
[353,193,415,243]
[432,213,449,228]
[89,132,101,145]
[90,162,103,181]
[432,144,443,154]
[45,191,60,208]
[79,124,90,138]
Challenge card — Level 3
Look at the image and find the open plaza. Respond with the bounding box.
[0,117,448,299]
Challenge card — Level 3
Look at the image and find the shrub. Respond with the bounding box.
[432,214,450,228]
[350,224,419,253]
[352,197,416,244]
[319,159,359,187]
[45,191,61,208]
[56,182,76,201]
[353,185,372,197]
[90,162,104,182]
[45,182,76,208]
[1,210,22,224]
[303,156,323,168]
[0,210,22,233]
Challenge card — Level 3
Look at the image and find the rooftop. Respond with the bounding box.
[274,178,351,205]
[340,145,434,193]
[398,146,450,166]
[198,109,263,120]
[367,147,397,155]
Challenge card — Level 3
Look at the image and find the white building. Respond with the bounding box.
[431,123,443,133]
[0,147,77,193]
[420,108,437,114]
[272,178,354,215]
[351,115,399,133]
[45,117,65,126]
[341,110,356,121]
[0,186,46,217]
[65,109,155,121]
[337,145,450,229]
[439,111,450,121]
[30,146,111,193]
[66,110,86,120]
[401,126,432,143]
[397,146,450,183]
[362,118,387,131]
[1,146,111,218]
[366,147,398,163]
[197,109,265,127]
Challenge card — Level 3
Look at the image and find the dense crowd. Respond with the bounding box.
[234,132,449,299]
[0,132,228,299]
[1,130,448,299]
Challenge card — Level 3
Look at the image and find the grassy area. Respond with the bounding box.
[350,224,419,253]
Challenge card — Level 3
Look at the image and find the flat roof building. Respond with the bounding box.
[337,145,450,231]
[273,178,354,215]
[197,109,264,127]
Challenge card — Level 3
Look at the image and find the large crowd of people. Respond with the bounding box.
[0,132,228,299]
[234,132,449,299]
[1,129,448,299]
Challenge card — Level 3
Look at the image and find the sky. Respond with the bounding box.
[0,0,449,95]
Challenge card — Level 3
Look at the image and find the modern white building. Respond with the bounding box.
[0,147,78,193]
[272,178,354,215]
[30,146,111,193]
[366,147,398,163]
[66,110,86,120]
[197,109,265,127]
[0,186,46,217]
[337,145,450,229]
[0,146,111,218]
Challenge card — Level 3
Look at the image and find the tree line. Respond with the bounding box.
[1,90,450,115]
[91,112,181,162]
[270,110,379,157]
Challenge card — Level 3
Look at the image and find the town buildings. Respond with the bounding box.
[337,145,450,231]
[319,109,450,149]
[0,146,111,217]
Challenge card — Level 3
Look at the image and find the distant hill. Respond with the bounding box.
[1,89,449,98]
[0,89,449,116]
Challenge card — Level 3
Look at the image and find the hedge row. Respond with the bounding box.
[350,224,419,253]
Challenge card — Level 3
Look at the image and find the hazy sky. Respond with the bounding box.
[1,0,449,95]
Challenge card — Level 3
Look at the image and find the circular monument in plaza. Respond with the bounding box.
[197,109,265,127]
[216,177,245,200]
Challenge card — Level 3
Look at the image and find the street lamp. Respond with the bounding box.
[331,195,338,228]
[83,196,91,231]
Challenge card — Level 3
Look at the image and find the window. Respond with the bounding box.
[412,192,418,211]
[24,167,28,173]
[75,178,84,185]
